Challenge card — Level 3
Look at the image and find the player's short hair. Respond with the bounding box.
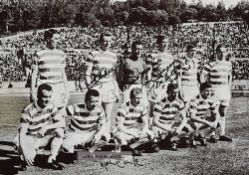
[200,82,212,92]
[131,41,142,49]
[216,43,223,53]
[130,87,142,99]
[85,89,100,101]
[209,54,215,61]
[37,83,52,97]
[44,29,58,40]
[167,83,178,93]
[99,33,112,42]
[185,44,195,52]
[156,35,166,44]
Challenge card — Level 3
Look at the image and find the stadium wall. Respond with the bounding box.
[0,81,78,94]
[0,80,248,94]
[232,80,249,91]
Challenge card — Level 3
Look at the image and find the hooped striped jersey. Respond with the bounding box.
[189,94,218,119]
[88,49,117,83]
[150,52,174,82]
[153,97,184,124]
[116,102,148,128]
[67,103,105,132]
[209,60,231,87]
[201,62,214,82]
[180,57,199,87]
[33,49,66,84]
[20,102,62,135]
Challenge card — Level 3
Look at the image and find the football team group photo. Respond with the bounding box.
[0,0,249,175]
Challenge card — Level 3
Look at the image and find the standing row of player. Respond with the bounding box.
[14,29,232,170]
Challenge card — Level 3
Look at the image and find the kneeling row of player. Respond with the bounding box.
[14,82,223,170]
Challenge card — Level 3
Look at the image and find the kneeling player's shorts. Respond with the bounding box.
[62,130,97,153]
[186,114,216,131]
[181,85,199,103]
[114,127,154,144]
[212,85,231,106]
[152,125,170,138]
[152,120,181,138]
[93,81,119,103]
[13,131,61,155]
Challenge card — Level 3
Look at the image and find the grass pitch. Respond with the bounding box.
[0,95,249,175]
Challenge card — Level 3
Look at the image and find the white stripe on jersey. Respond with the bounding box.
[209,60,231,86]
[181,58,198,87]
[91,50,117,82]
[153,98,184,124]
[189,94,217,119]
[67,103,105,132]
[36,49,66,84]
[20,103,59,135]
[117,102,148,128]
[151,52,174,81]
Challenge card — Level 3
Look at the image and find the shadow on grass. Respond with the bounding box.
[0,141,14,147]
[0,141,53,174]
[0,148,20,175]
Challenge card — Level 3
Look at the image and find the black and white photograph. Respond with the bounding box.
[0,0,249,174]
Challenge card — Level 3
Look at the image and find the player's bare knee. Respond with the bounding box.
[55,128,65,138]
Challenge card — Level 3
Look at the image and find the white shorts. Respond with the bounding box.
[152,120,181,137]
[13,133,56,156]
[152,125,170,138]
[186,114,216,131]
[213,86,231,106]
[123,84,149,107]
[114,128,154,144]
[181,86,199,103]
[93,81,119,103]
[62,130,96,153]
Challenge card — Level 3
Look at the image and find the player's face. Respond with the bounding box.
[38,89,52,108]
[86,96,100,110]
[131,44,143,58]
[46,34,60,49]
[100,36,111,51]
[187,48,195,58]
[167,89,178,101]
[216,47,225,61]
[201,87,212,99]
[131,94,142,106]
[158,39,167,52]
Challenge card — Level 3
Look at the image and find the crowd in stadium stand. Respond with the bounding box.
[0,21,249,82]
[232,60,249,80]
[0,53,24,81]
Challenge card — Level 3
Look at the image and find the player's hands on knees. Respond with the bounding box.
[139,132,147,138]
[208,122,217,128]
[93,133,102,144]
[37,128,47,138]
[175,127,182,135]
[24,150,36,165]
[132,132,140,138]
[102,133,110,142]
[140,129,151,138]
[169,127,177,135]
[209,121,218,129]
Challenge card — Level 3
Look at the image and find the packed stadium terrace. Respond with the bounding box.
[0,21,248,82]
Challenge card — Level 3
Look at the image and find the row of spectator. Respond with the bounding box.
[0,22,249,81]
